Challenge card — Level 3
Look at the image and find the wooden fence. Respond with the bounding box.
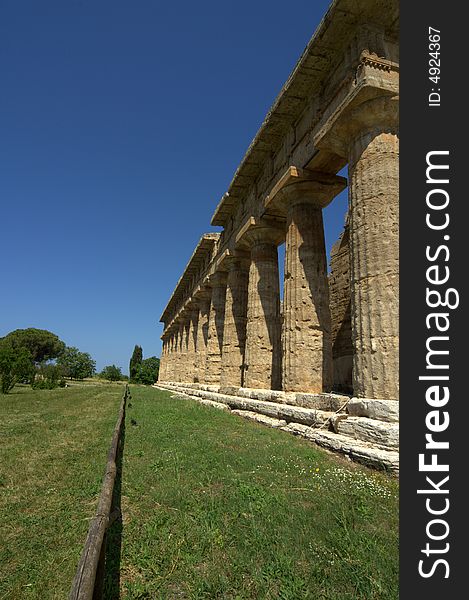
[69,384,129,600]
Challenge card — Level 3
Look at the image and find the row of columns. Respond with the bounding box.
[160,94,399,401]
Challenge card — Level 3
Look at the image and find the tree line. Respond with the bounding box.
[0,328,160,394]
[0,329,97,393]
[129,345,159,385]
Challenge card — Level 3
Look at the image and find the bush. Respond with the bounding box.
[100,365,123,382]
[129,345,143,382]
[57,347,96,380]
[0,345,34,394]
[133,357,160,385]
[32,363,66,390]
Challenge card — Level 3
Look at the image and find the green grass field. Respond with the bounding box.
[119,387,398,599]
[1,384,399,599]
[0,383,123,599]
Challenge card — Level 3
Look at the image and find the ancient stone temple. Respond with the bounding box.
[157,0,399,473]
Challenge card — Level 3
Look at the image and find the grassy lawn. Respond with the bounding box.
[0,383,124,599]
[119,387,399,599]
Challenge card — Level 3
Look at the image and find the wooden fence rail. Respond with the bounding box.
[69,384,129,600]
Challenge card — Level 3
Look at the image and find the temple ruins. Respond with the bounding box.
[156,0,399,473]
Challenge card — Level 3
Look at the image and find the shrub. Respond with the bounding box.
[100,365,123,382]
[129,345,143,382]
[57,347,96,380]
[32,363,66,390]
[0,345,34,394]
[133,357,160,385]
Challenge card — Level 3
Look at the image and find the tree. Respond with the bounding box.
[129,345,143,382]
[32,363,66,390]
[134,356,160,385]
[0,345,33,394]
[0,328,65,364]
[57,347,96,380]
[101,365,123,382]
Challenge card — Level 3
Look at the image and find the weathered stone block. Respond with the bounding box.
[337,416,399,449]
[282,423,399,474]
[294,392,349,411]
[347,398,399,423]
[231,410,287,428]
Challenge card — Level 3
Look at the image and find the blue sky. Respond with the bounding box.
[0,0,347,374]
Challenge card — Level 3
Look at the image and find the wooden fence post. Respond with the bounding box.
[69,385,128,600]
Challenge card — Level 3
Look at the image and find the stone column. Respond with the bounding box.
[171,328,179,382]
[329,218,353,393]
[284,203,331,392]
[316,94,399,399]
[220,252,250,388]
[194,289,211,384]
[186,307,199,383]
[170,331,177,381]
[205,272,228,385]
[159,338,167,381]
[177,320,186,383]
[163,334,171,382]
[349,123,398,398]
[181,316,191,383]
[264,169,346,393]
[245,240,282,390]
[235,220,284,391]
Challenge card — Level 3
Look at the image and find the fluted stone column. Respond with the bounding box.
[284,204,331,392]
[159,338,167,381]
[317,94,399,400]
[205,272,227,384]
[172,328,180,382]
[182,316,191,383]
[186,307,199,383]
[275,174,346,392]
[171,333,177,380]
[349,128,398,398]
[220,252,250,388]
[177,320,187,383]
[165,334,173,381]
[264,169,346,392]
[237,222,284,391]
[194,291,211,383]
[329,219,353,393]
[245,241,282,390]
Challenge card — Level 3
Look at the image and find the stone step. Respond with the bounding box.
[156,384,399,475]
[347,398,399,423]
[157,382,349,413]
[157,383,336,427]
[282,423,399,475]
[334,416,399,450]
[159,383,399,450]
[231,410,287,428]
[159,387,230,412]
[234,387,349,412]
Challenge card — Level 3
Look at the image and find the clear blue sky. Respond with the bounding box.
[0,0,347,374]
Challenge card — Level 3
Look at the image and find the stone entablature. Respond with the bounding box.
[159,0,399,409]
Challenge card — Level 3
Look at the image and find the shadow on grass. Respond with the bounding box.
[103,420,125,599]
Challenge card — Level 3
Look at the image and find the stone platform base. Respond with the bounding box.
[155,381,399,475]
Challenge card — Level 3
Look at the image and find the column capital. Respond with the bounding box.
[264,167,347,214]
[235,217,285,250]
[215,249,250,272]
[314,92,398,158]
[185,306,199,318]
[176,314,189,327]
[193,283,211,301]
[208,270,228,287]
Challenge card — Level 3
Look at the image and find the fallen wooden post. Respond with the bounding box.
[69,384,129,600]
